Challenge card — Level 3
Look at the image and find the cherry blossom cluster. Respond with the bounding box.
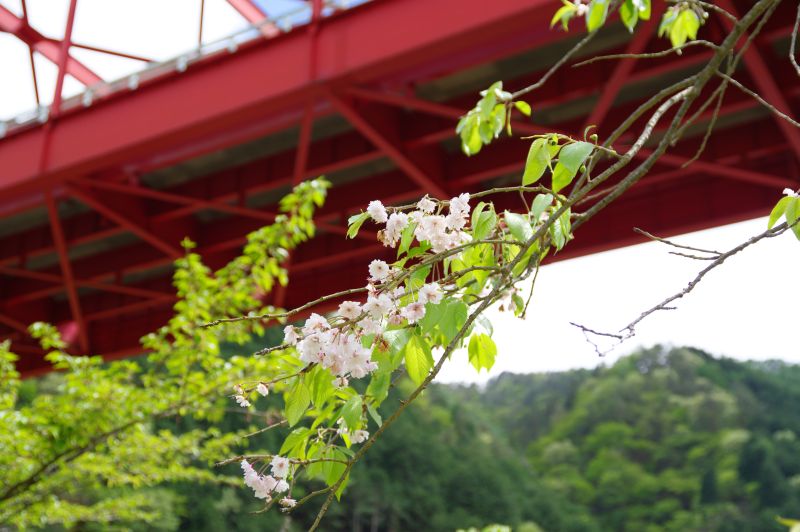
[241,456,295,507]
[284,313,378,380]
[232,381,269,409]
[337,424,370,444]
[367,193,472,253]
[281,268,443,383]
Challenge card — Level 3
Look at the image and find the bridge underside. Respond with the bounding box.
[0,0,798,376]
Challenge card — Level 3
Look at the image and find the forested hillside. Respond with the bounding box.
[22,346,800,531]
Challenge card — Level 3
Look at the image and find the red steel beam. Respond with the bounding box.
[67,185,183,259]
[0,134,382,269]
[45,190,88,352]
[0,4,102,88]
[0,313,28,336]
[0,81,792,284]
[0,0,554,200]
[0,86,792,283]
[328,93,448,198]
[348,87,795,189]
[293,102,315,185]
[0,265,173,301]
[583,8,660,130]
[68,176,369,241]
[225,0,281,37]
[51,0,79,116]
[717,0,800,163]
[70,41,153,63]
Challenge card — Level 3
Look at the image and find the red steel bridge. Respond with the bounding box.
[0,0,798,376]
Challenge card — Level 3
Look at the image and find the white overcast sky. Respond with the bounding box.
[2,1,798,382]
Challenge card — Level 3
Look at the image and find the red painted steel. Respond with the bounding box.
[0,4,102,87]
[0,0,798,376]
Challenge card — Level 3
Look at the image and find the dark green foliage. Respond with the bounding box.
[478,346,800,531]
[19,346,800,530]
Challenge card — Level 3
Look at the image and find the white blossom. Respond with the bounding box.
[303,313,330,335]
[363,293,392,318]
[279,497,297,508]
[784,188,799,197]
[418,283,443,305]
[271,455,290,479]
[242,460,278,500]
[401,301,426,324]
[234,395,251,408]
[367,200,388,223]
[368,259,390,281]
[274,478,290,493]
[387,312,404,327]
[417,196,436,213]
[416,215,447,243]
[338,300,362,320]
[359,317,383,335]
[283,325,299,345]
[334,375,349,388]
[352,429,369,444]
[256,383,269,397]
[449,193,470,216]
[382,212,410,247]
[445,211,467,231]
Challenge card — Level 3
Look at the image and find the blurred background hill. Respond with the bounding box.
[21,344,800,531]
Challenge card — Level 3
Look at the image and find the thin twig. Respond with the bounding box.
[511,31,597,99]
[716,71,800,129]
[573,220,794,355]
[623,222,792,335]
[792,1,800,77]
[634,227,722,256]
[573,40,719,67]
[201,287,369,328]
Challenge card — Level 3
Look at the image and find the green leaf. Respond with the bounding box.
[439,299,468,342]
[279,427,311,458]
[786,197,800,240]
[468,333,497,372]
[419,299,448,335]
[531,193,553,221]
[479,82,501,119]
[586,0,609,32]
[341,395,363,430]
[551,4,576,30]
[620,0,637,32]
[522,138,550,186]
[670,9,700,48]
[768,196,792,229]
[366,370,391,405]
[335,471,350,500]
[380,329,413,370]
[404,334,434,385]
[476,314,494,336]
[504,212,534,242]
[549,204,572,251]
[491,104,506,138]
[552,141,594,193]
[514,100,532,117]
[285,379,311,427]
[397,222,417,257]
[367,403,383,427]
[512,292,525,316]
[309,365,334,407]
[347,212,369,239]
[472,202,497,240]
[323,448,347,487]
[638,0,651,19]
